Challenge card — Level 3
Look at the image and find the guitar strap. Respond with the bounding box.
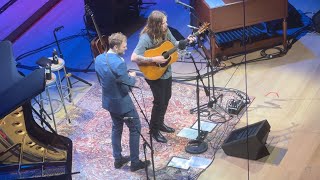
[95,52,119,84]
[106,52,129,83]
[104,53,131,94]
[105,53,119,80]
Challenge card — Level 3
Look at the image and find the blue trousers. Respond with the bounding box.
[110,109,141,163]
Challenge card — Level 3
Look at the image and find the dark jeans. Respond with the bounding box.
[146,77,172,133]
[110,109,141,164]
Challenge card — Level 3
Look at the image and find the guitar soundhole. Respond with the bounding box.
[161,51,171,67]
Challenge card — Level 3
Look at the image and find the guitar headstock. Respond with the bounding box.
[84,4,93,17]
[195,22,210,35]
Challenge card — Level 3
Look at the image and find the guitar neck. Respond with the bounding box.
[163,40,187,59]
[165,46,178,57]
[91,15,106,47]
[163,25,208,58]
[193,30,202,37]
[163,39,186,58]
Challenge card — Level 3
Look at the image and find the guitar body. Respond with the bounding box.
[136,22,210,80]
[139,41,178,80]
[90,35,108,58]
[85,5,109,58]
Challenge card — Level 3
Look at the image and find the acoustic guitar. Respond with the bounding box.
[138,22,210,80]
[85,5,108,58]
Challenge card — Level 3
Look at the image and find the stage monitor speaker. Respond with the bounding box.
[221,120,270,160]
[313,10,320,33]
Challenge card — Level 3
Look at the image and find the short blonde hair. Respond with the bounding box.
[108,32,127,49]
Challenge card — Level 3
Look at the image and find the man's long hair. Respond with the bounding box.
[141,10,168,45]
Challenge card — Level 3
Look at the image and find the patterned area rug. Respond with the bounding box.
[56,77,251,180]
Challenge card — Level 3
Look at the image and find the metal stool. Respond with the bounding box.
[48,57,73,103]
[39,73,70,132]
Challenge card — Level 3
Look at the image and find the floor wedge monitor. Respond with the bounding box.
[222,120,270,160]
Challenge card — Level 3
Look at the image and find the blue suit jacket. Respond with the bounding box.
[95,52,136,114]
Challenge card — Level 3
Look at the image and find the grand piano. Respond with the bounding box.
[0,41,73,179]
[191,0,288,63]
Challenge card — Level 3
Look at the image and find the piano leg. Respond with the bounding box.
[283,18,287,52]
[210,34,218,66]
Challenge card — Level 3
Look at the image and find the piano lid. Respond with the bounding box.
[0,41,45,119]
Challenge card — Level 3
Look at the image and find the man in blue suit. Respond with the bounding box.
[95,32,150,172]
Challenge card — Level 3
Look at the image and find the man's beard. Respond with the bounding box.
[118,51,125,56]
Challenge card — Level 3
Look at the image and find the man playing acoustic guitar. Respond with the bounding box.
[131,10,196,143]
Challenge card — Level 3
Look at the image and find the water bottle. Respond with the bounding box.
[52,49,59,64]
[45,64,52,80]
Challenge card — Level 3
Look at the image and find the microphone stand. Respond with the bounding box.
[127,85,156,180]
[187,4,228,119]
[198,36,228,119]
[205,29,229,119]
[185,53,208,154]
[82,14,96,73]
[53,27,92,102]
[175,0,194,10]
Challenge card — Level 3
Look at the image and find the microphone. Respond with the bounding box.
[123,117,134,120]
[116,79,139,89]
[178,39,188,50]
[175,0,194,9]
[54,26,64,32]
[187,25,199,30]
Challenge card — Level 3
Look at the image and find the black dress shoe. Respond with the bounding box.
[130,160,151,172]
[114,155,130,169]
[152,131,167,143]
[159,124,175,133]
